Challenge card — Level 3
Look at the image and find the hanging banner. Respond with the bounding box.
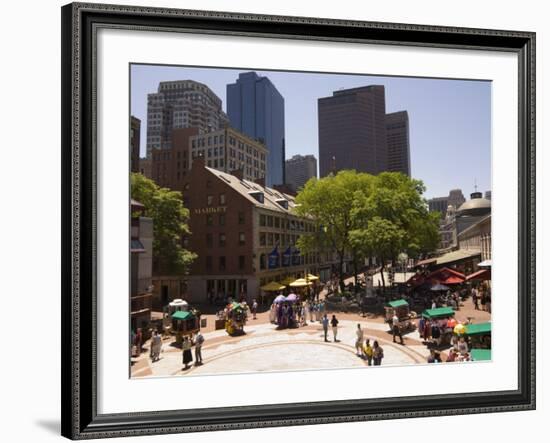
[268,246,279,269]
[282,246,291,267]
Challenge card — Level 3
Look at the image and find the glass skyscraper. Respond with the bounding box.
[227,72,285,186]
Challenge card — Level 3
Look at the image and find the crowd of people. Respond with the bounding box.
[269,297,326,328]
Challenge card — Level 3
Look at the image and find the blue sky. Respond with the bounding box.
[131,64,491,199]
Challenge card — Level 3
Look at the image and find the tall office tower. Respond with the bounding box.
[448,189,466,209]
[285,154,318,192]
[484,190,492,200]
[318,85,387,177]
[385,111,411,176]
[227,72,285,187]
[130,116,141,173]
[428,189,466,218]
[146,80,229,157]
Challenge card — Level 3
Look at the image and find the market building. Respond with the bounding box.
[181,156,330,303]
[130,199,153,333]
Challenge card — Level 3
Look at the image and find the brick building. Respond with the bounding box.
[181,157,329,303]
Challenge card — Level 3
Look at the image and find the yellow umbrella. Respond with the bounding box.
[281,276,295,286]
[260,281,286,291]
[306,273,319,281]
[289,278,313,288]
[453,323,466,335]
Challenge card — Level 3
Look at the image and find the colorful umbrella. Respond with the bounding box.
[274,294,286,303]
[453,323,466,335]
[285,293,298,302]
[261,281,286,291]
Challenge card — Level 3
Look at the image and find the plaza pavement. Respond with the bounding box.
[131,319,432,378]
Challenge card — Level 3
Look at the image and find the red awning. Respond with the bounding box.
[466,269,491,281]
[441,276,464,284]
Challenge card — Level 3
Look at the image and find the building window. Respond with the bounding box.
[274,217,280,229]
[219,213,225,226]
[238,211,245,224]
[267,233,274,246]
[206,256,213,271]
[260,232,266,246]
[206,215,213,226]
[259,254,266,270]
[219,193,226,205]
[239,256,245,270]
[206,233,213,248]
[207,195,213,206]
[239,232,245,245]
[219,256,226,271]
[260,214,266,227]
[219,233,226,247]
[267,216,274,227]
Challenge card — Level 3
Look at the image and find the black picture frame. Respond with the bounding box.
[61,2,536,439]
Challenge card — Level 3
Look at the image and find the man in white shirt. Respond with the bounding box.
[355,324,364,356]
[392,314,404,345]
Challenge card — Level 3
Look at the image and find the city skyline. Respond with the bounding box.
[131,64,491,199]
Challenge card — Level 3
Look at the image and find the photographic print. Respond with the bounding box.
[129,65,492,378]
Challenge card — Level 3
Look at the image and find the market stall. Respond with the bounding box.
[385,299,416,332]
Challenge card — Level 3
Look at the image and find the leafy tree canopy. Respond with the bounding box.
[131,173,197,275]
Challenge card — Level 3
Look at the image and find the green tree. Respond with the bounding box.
[293,170,374,292]
[350,172,439,291]
[130,173,197,275]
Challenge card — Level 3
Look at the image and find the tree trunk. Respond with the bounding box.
[380,259,386,294]
[353,252,358,293]
[338,250,346,293]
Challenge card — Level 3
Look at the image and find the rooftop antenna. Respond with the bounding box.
[474,178,478,192]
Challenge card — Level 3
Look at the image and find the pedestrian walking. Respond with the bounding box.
[150,329,162,362]
[322,314,329,342]
[182,336,193,370]
[134,328,143,355]
[372,340,384,366]
[331,314,339,342]
[363,339,373,365]
[194,331,204,365]
[251,299,258,320]
[355,324,364,356]
[472,287,479,310]
[392,314,404,345]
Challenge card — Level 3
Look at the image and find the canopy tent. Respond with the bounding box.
[260,281,286,291]
[386,299,409,309]
[414,258,437,267]
[169,299,188,307]
[171,310,195,321]
[422,307,455,319]
[466,269,491,281]
[441,276,465,285]
[305,273,319,281]
[465,322,492,336]
[477,259,492,268]
[289,278,312,288]
[470,348,492,361]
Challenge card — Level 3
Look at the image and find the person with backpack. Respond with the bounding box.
[322,314,329,342]
[331,315,339,342]
[363,339,374,366]
[194,331,205,365]
[372,340,384,366]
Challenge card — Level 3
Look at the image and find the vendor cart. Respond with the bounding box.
[384,299,417,332]
[464,322,492,349]
[223,302,247,336]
